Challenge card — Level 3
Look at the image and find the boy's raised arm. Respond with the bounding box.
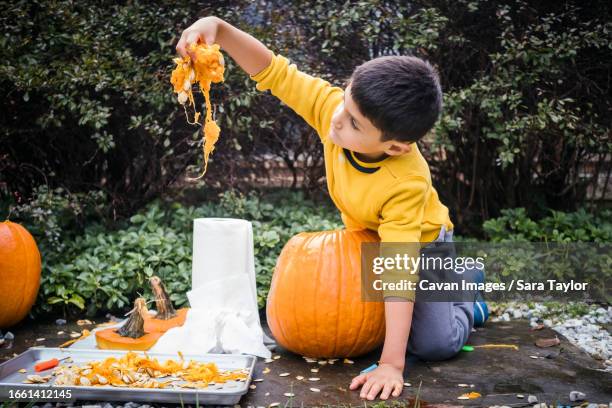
[176,17,342,141]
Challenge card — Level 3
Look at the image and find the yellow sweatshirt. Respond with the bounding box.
[251,54,453,244]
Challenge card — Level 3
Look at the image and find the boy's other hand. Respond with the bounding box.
[349,363,404,400]
[176,16,223,63]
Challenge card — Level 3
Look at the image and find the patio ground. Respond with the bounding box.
[1,319,610,406]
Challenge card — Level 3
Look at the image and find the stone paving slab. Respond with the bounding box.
[240,320,611,406]
[1,319,611,406]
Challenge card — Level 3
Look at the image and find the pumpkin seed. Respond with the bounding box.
[303,357,317,363]
[265,392,270,396]
[310,387,320,392]
[269,403,280,407]
[404,382,411,387]
[458,383,469,387]
[343,358,354,364]
[79,376,91,386]
[308,377,320,381]
[249,384,257,389]
[317,360,327,365]
[253,378,264,382]
[310,368,319,373]
[278,372,290,377]
[273,355,281,360]
[262,367,270,374]
[284,392,295,397]
[264,358,274,363]
[81,369,92,376]
[36,338,46,342]
[296,375,304,380]
[97,375,108,385]
[18,369,26,373]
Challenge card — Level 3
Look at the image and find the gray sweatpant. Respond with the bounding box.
[406,226,475,361]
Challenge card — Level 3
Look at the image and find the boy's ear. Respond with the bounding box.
[384,141,413,156]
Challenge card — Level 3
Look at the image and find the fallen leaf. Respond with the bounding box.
[77,319,93,326]
[535,337,560,348]
[458,392,481,400]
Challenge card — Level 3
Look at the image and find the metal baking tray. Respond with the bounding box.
[0,347,256,404]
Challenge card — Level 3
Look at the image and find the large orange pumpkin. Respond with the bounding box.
[0,221,42,328]
[266,229,385,358]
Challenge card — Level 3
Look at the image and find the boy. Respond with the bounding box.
[176,16,487,401]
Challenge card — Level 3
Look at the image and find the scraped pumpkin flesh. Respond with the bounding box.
[170,43,224,179]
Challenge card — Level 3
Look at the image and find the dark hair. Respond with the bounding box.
[350,55,442,143]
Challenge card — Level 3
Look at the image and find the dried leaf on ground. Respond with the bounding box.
[535,337,560,348]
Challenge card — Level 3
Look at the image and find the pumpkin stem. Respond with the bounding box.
[117,298,148,338]
[5,206,13,221]
[149,276,177,320]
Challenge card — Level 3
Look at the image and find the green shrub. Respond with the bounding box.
[2,0,609,231]
[36,190,342,317]
[483,208,612,242]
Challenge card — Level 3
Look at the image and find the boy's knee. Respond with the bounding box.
[410,335,462,361]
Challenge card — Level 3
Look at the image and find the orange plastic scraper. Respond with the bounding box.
[34,356,70,372]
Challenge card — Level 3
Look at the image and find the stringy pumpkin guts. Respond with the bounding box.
[52,351,248,389]
[170,42,225,179]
